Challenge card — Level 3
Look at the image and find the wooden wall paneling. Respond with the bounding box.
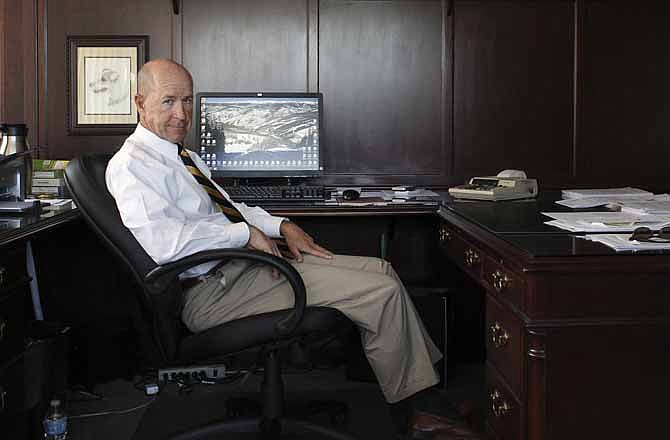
[577,2,670,191]
[307,0,319,92]
[181,0,311,149]
[453,0,574,188]
[0,0,5,123]
[171,0,183,65]
[1,0,25,125]
[0,0,47,153]
[45,0,173,159]
[36,0,47,151]
[21,0,39,153]
[318,0,447,186]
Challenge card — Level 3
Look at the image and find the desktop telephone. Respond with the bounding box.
[448,170,538,201]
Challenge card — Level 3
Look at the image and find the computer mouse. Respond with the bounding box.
[342,189,360,201]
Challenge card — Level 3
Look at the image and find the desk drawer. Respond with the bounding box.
[0,353,24,415]
[482,256,525,310]
[486,294,524,398]
[438,223,483,280]
[487,363,522,440]
[0,245,27,296]
[0,290,25,365]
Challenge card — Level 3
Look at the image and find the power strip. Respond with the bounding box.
[158,364,227,383]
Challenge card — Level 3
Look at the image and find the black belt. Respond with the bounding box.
[179,260,229,291]
[180,276,203,291]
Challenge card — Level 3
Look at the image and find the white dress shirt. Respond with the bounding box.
[106,123,286,278]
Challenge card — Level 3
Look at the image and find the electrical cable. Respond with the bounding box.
[66,384,106,402]
[69,399,156,420]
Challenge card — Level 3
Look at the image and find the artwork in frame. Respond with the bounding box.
[67,35,149,135]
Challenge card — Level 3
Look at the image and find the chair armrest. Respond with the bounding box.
[144,249,305,336]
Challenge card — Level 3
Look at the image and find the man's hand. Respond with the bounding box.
[246,225,282,278]
[280,220,333,263]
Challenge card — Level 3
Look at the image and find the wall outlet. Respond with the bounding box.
[158,364,227,383]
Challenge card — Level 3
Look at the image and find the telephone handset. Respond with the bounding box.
[449,170,538,201]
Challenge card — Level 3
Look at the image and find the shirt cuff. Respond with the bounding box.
[258,216,287,238]
[227,221,251,248]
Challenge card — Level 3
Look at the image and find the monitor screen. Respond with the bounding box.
[195,92,323,177]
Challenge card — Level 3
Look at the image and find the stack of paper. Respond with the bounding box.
[542,211,670,232]
[556,188,669,209]
[561,187,654,200]
[581,234,670,252]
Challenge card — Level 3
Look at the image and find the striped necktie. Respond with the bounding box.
[177,145,290,254]
[177,145,245,222]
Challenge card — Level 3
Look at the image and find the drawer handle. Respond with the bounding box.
[491,270,511,292]
[489,321,510,348]
[0,266,5,286]
[438,225,453,242]
[0,319,5,343]
[464,249,480,267]
[490,388,512,417]
[0,386,6,413]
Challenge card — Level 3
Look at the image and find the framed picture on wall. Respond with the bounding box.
[67,35,149,135]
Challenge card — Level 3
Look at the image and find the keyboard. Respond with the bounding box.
[222,185,330,203]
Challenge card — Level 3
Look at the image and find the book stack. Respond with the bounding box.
[31,159,71,199]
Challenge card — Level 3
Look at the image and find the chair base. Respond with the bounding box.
[166,416,358,440]
[226,396,349,427]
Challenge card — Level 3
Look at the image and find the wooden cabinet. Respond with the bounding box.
[439,203,670,440]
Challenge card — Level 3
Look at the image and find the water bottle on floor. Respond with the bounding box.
[43,399,68,439]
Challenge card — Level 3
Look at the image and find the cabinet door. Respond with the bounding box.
[0,244,28,365]
[577,2,670,188]
[453,0,574,185]
[0,354,26,438]
[319,0,446,184]
[542,323,670,439]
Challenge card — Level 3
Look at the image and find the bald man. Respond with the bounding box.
[106,59,478,438]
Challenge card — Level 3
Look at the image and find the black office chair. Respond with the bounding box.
[64,153,357,440]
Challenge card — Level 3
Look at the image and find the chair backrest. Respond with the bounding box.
[64,153,182,362]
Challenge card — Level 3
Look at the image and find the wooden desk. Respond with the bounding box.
[0,207,80,437]
[437,199,670,440]
[14,198,669,439]
[0,203,444,384]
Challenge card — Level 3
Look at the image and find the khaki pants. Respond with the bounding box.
[181,254,442,403]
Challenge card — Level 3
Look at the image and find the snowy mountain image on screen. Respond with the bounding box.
[204,100,318,163]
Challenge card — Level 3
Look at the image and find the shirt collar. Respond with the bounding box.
[131,123,181,161]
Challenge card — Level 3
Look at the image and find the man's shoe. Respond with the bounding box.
[407,411,483,439]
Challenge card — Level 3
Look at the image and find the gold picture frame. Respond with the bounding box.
[67,35,149,135]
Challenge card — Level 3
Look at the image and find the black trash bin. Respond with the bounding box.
[24,321,70,440]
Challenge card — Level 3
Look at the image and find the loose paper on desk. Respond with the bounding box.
[25,198,71,206]
[580,234,670,252]
[336,196,389,207]
[380,188,440,201]
[555,190,668,209]
[542,211,670,232]
[618,199,670,215]
[25,198,73,211]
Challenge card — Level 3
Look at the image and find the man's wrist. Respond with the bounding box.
[280,218,291,236]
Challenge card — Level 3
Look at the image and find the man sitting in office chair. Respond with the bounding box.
[106,58,481,439]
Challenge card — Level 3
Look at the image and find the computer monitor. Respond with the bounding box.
[195,92,323,178]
